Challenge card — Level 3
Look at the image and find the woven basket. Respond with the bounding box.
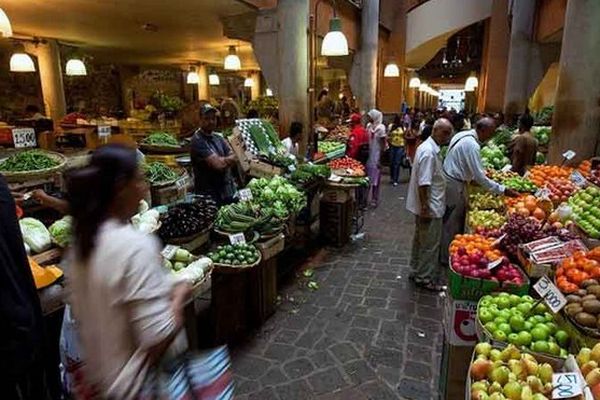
[149,168,187,188]
[163,224,212,245]
[0,151,67,183]
[213,229,260,244]
[139,143,189,154]
[213,254,262,274]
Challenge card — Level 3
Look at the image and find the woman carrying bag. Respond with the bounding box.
[65,144,233,400]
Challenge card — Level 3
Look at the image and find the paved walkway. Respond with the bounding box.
[232,181,444,400]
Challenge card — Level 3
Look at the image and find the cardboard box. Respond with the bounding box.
[227,129,251,172]
[443,293,478,346]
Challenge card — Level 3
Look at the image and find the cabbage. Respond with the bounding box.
[49,216,72,248]
[20,217,51,253]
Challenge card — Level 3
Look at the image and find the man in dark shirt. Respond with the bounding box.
[191,104,237,205]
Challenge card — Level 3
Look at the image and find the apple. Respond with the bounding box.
[516,331,532,347]
[554,330,569,348]
[509,315,525,332]
[532,341,549,354]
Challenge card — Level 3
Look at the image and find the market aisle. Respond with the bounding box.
[232,181,444,400]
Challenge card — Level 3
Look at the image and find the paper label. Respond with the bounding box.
[562,150,576,161]
[501,164,512,173]
[175,176,188,189]
[238,188,253,201]
[97,125,111,137]
[329,173,342,183]
[534,275,567,313]
[487,258,503,270]
[571,171,587,188]
[228,233,246,245]
[288,164,296,172]
[535,187,551,200]
[161,245,179,260]
[12,128,36,148]
[552,372,582,399]
[491,233,507,248]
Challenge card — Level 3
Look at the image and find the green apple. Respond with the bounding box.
[499,309,512,320]
[508,294,521,307]
[559,348,568,358]
[516,331,532,347]
[534,303,548,314]
[497,323,512,335]
[507,333,519,345]
[494,330,508,342]
[479,309,494,324]
[531,327,548,341]
[532,340,549,354]
[547,342,560,356]
[485,322,498,333]
[543,312,553,323]
[494,317,508,326]
[554,330,570,347]
[509,315,525,332]
[497,297,511,310]
[521,295,534,303]
[545,322,558,335]
[535,324,551,336]
[523,321,533,331]
[516,302,531,314]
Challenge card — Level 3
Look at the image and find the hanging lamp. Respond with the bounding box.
[0,7,12,37]
[418,82,428,92]
[186,66,199,84]
[408,71,421,88]
[65,58,87,76]
[10,44,35,73]
[321,16,349,56]
[244,75,254,88]
[465,71,478,91]
[383,62,400,78]
[208,70,220,85]
[224,46,241,70]
[265,88,273,97]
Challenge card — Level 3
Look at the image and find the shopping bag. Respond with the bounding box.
[138,346,234,400]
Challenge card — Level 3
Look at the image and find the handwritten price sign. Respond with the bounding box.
[228,233,246,245]
[12,128,36,148]
[238,188,253,201]
[534,275,567,313]
[552,372,582,399]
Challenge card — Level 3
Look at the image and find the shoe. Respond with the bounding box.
[417,281,445,292]
[393,182,398,187]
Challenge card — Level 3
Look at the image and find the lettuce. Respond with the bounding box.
[20,217,51,253]
[49,216,72,248]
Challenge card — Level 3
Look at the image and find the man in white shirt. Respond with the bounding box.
[282,121,302,157]
[406,118,453,291]
[440,117,519,264]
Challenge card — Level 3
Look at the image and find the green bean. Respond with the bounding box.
[0,151,59,172]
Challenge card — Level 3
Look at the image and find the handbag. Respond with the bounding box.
[138,346,234,400]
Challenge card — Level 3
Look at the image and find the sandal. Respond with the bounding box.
[417,280,446,292]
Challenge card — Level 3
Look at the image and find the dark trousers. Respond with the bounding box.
[389,146,405,183]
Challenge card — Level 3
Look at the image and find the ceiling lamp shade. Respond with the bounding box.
[408,72,421,88]
[465,72,478,91]
[321,17,349,56]
[10,53,35,72]
[186,69,199,84]
[418,82,429,92]
[224,46,241,70]
[65,58,87,76]
[244,77,254,88]
[208,72,220,85]
[0,8,12,37]
[265,88,273,97]
[383,62,400,78]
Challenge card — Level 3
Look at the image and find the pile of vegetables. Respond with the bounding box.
[19,217,51,254]
[328,157,365,175]
[247,176,306,216]
[144,162,180,184]
[481,143,510,170]
[318,141,345,154]
[158,198,218,241]
[216,201,284,236]
[0,150,60,172]
[503,175,538,193]
[290,164,331,186]
[49,216,72,248]
[131,203,161,234]
[264,151,295,169]
[248,120,284,155]
[162,248,212,283]
[531,126,551,146]
[533,106,553,127]
[142,132,179,147]
[208,244,260,266]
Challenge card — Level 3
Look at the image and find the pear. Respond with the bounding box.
[501,345,521,361]
[471,358,493,381]
[472,380,489,393]
[508,359,527,381]
[577,347,592,366]
[476,342,493,357]
[581,360,598,377]
[537,363,553,384]
[521,353,537,362]
[592,343,600,363]
[531,394,548,400]
[520,386,533,400]
[490,349,503,362]
[526,376,543,393]
[489,366,511,386]
[503,381,522,400]
[521,358,539,376]
[489,393,507,400]
[586,367,600,386]
[542,382,553,396]
[472,390,490,400]
[488,381,503,394]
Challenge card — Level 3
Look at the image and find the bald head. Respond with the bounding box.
[475,117,497,142]
[432,118,453,145]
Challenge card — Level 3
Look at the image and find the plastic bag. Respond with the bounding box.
[19,217,51,253]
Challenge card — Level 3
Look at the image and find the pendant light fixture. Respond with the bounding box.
[208,70,220,85]
[224,46,241,71]
[244,74,254,88]
[321,10,349,57]
[65,58,87,76]
[10,43,35,73]
[0,7,12,37]
[465,71,478,91]
[265,88,273,97]
[418,82,428,92]
[383,62,400,78]
[408,71,421,88]
[186,66,199,84]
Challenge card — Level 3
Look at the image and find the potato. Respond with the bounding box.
[583,294,598,302]
[577,289,588,297]
[576,312,597,327]
[582,279,600,288]
[587,285,600,297]
[583,300,600,314]
[566,303,583,317]
[567,295,583,304]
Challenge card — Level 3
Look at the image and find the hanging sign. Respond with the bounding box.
[12,128,36,148]
[571,171,587,188]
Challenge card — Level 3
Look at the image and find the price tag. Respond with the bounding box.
[161,245,179,260]
[487,258,503,270]
[329,173,342,183]
[562,150,576,161]
[97,125,111,137]
[175,176,189,189]
[552,372,582,399]
[524,170,531,179]
[501,164,512,173]
[12,128,36,148]
[238,188,253,201]
[491,233,507,248]
[535,187,551,200]
[228,233,246,245]
[533,275,567,313]
[571,171,587,188]
[288,164,296,172]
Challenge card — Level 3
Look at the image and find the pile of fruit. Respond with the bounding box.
[207,244,260,267]
[158,200,218,241]
[450,234,504,261]
[328,157,365,175]
[488,170,519,183]
[470,343,556,399]
[470,192,505,211]
[451,247,524,283]
[478,293,569,357]
[506,195,551,221]
[569,186,600,239]
[469,210,507,230]
[556,251,600,294]
[318,141,345,154]
[579,160,592,178]
[503,175,538,193]
[323,125,351,142]
[499,214,577,255]
[543,177,578,205]
[575,344,600,398]
[528,165,573,187]
[474,227,503,238]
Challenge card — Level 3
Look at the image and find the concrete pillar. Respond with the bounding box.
[29,40,66,125]
[548,0,600,164]
[197,64,209,101]
[360,0,379,111]
[277,0,309,153]
[251,71,261,100]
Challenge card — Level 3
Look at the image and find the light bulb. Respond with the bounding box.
[266,88,273,96]
[186,71,199,84]
[409,75,421,88]
[244,77,253,87]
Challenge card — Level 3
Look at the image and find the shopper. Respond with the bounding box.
[387,115,405,186]
[191,103,237,205]
[0,176,49,398]
[509,112,538,176]
[366,109,387,207]
[282,121,302,157]
[66,145,191,400]
[407,119,453,291]
[440,117,519,264]
[346,113,369,162]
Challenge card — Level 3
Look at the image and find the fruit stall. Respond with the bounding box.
[443,155,600,399]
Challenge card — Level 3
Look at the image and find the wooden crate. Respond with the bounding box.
[211,268,253,345]
[256,233,285,261]
[322,186,356,204]
[249,257,278,328]
[150,174,190,206]
[320,199,353,247]
[248,159,283,178]
[227,129,251,172]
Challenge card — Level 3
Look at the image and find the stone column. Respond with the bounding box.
[548,0,600,164]
[250,71,261,100]
[197,64,209,101]
[277,0,309,154]
[29,40,66,125]
[360,0,379,111]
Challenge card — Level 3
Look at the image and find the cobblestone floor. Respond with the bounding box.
[232,181,444,400]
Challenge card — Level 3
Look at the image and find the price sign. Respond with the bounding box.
[535,187,551,200]
[571,171,587,188]
[534,275,567,313]
[501,164,512,173]
[12,128,36,148]
[329,173,342,183]
[524,170,531,179]
[161,244,179,260]
[97,125,111,138]
[491,233,507,248]
[228,233,246,245]
[487,258,503,270]
[238,188,253,201]
[562,150,576,161]
[552,372,582,399]
[175,176,189,190]
[288,164,296,172]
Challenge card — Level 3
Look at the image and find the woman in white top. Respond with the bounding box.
[282,121,302,157]
[66,145,190,399]
[366,109,387,207]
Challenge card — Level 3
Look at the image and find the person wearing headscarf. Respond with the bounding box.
[366,109,387,207]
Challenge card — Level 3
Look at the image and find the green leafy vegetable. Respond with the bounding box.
[0,150,59,172]
[144,162,179,184]
[49,216,72,248]
[142,132,179,147]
